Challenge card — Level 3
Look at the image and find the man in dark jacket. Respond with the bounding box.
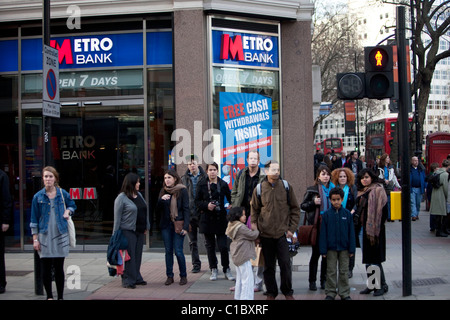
[345,151,363,175]
[0,169,11,294]
[410,156,426,221]
[181,155,206,273]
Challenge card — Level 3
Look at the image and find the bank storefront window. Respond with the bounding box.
[0,74,19,249]
[0,20,174,249]
[209,17,281,188]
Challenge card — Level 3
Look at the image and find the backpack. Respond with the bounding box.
[255,179,290,206]
[428,172,442,189]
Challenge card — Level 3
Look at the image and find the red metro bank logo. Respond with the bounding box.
[215,31,279,68]
[50,36,113,66]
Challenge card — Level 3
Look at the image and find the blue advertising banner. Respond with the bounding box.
[219,92,272,188]
[0,31,172,72]
[212,30,279,69]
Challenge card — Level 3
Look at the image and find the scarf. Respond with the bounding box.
[164,184,186,222]
[357,183,387,245]
[319,182,335,214]
[341,184,349,208]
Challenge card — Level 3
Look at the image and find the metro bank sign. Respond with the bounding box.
[2,31,173,72]
[212,30,279,69]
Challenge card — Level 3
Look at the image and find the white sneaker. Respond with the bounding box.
[210,268,218,281]
[225,268,235,281]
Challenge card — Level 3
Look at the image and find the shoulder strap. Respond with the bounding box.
[283,180,290,206]
[256,180,290,205]
[59,188,66,210]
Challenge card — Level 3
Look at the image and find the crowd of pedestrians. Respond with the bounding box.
[0,150,448,301]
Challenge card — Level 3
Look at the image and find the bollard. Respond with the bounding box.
[391,191,402,220]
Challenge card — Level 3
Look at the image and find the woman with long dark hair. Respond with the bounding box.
[113,172,150,289]
[301,165,334,291]
[355,168,389,296]
[156,170,190,285]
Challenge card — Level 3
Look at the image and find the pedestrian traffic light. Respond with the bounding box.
[336,73,365,100]
[364,46,394,99]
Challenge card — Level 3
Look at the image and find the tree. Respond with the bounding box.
[311,0,363,137]
[382,0,450,155]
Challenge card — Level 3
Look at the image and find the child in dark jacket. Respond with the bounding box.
[319,187,356,300]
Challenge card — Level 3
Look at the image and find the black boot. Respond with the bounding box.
[360,265,375,294]
[436,216,448,237]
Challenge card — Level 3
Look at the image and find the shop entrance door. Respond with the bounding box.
[22,98,145,250]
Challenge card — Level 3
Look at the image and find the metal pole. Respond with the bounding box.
[354,52,360,154]
[396,5,412,297]
[34,0,51,296]
[410,0,421,159]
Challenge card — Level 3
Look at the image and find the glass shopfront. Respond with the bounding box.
[0,17,174,250]
[208,16,281,188]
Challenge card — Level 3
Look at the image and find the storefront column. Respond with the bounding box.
[173,10,208,175]
[281,20,314,197]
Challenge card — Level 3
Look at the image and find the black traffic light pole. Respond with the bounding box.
[396,5,412,297]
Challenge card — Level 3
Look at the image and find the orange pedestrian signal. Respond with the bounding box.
[364,45,394,99]
[375,50,383,66]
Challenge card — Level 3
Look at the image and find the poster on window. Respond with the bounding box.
[219,92,272,188]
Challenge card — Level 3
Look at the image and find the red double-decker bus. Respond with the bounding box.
[315,138,343,155]
[365,117,412,168]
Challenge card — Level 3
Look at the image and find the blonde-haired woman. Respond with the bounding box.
[31,166,77,300]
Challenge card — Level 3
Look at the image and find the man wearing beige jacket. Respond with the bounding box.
[250,160,300,300]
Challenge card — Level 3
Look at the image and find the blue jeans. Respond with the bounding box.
[161,224,187,278]
[410,187,422,218]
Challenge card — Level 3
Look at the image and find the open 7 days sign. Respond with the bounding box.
[43,45,60,118]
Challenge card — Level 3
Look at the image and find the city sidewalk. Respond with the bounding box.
[1,205,449,301]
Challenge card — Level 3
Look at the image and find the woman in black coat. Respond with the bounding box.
[195,162,233,281]
[157,170,190,286]
[301,165,334,291]
[355,168,389,296]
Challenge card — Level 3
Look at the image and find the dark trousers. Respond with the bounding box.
[204,232,229,272]
[0,231,6,287]
[187,219,201,269]
[41,257,65,299]
[260,235,293,298]
[309,238,327,284]
[122,230,145,286]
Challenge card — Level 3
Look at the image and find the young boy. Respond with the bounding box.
[319,187,356,300]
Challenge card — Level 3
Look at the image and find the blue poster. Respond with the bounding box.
[219,92,272,188]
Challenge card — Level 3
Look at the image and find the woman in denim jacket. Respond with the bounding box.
[30,166,77,300]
